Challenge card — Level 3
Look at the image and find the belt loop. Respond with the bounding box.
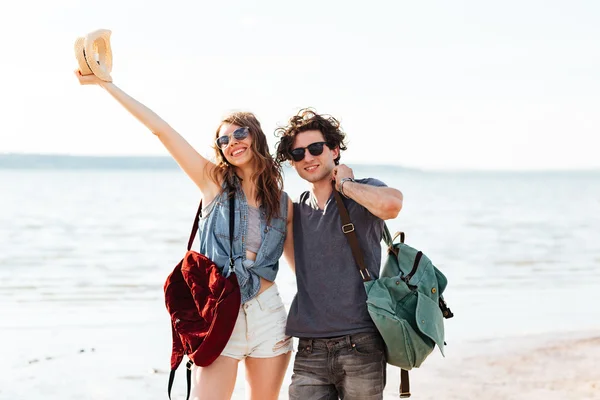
[307,339,313,354]
[256,296,264,311]
[346,335,353,351]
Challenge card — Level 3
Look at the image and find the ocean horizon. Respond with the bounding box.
[2,153,599,174]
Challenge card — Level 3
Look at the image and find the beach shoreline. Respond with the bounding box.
[3,326,598,400]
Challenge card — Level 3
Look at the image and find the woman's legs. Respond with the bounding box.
[192,283,290,399]
[190,355,240,400]
[191,299,245,400]
[242,283,293,399]
[245,352,292,400]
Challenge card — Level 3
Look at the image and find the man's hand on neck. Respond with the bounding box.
[331,165,355,193]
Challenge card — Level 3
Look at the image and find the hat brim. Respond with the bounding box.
[74,29,113,82]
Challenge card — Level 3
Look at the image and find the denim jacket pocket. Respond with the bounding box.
[213,201,241,241]
[259,216,286,264]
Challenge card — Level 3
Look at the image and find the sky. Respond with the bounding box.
[0,0,598,171]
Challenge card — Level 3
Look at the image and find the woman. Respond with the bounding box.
[75,70,294,400]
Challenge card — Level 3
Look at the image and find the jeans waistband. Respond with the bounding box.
[242,282,279,312]
[299,332,381,352]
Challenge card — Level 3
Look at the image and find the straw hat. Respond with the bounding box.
[74,29,113,82]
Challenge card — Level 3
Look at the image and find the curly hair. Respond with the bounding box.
[210,111,283,223]
[275,108,347,166]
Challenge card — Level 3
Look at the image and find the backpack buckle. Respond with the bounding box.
[359,269,371,281]
[342,223,355,233]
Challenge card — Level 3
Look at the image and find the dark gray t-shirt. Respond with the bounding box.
[286,178,387,338]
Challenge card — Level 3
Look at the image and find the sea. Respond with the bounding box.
[1,155,599,399]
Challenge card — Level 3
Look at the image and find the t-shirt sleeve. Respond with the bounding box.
[357,177,387,188]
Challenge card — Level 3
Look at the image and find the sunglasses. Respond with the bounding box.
[290,141,329,162]
[215,127,250,149]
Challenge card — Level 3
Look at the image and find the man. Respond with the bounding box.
[275,109,404,400]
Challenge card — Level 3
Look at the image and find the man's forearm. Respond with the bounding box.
[342,181,403,220]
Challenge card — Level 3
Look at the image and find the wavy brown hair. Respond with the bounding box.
[275,108,348,166]
[210,112,283,222]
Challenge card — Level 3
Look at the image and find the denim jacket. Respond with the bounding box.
[198,178,288,303]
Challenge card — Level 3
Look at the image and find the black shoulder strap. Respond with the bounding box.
[331,183,411,398]
[167,360,192,400]
[168,188,236,400]
[186,201,203,251]
[228,188,236,274]
[331,184,371,282]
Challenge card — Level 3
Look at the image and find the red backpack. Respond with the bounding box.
[164,192,240,399]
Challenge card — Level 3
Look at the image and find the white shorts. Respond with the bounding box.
[220,283,293,359]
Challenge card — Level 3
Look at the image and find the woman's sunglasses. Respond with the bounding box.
[290,141,328,162]
[215,127,250,149]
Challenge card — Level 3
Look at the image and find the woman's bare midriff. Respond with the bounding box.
[246,250,275,295]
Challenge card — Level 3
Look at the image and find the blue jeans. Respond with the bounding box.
[289,332,387,400]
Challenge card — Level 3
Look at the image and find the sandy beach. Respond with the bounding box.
[3,326,598,399]
[383,330,600,400]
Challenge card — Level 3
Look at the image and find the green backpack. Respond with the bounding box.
[333,190,454,398]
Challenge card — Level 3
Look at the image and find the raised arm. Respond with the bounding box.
[75,71,221,199]
[332,164,403,220]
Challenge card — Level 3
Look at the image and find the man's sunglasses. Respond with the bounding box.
[215,127,250,149]
[290,141,329,162]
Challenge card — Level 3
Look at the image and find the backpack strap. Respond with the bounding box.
[227,188,236,275]
[332,184,411,398]
[167,360,192,400]
[400,369,410,398]
[167,188,236,400]
[186,201,204,251]
[331,185,371,282]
